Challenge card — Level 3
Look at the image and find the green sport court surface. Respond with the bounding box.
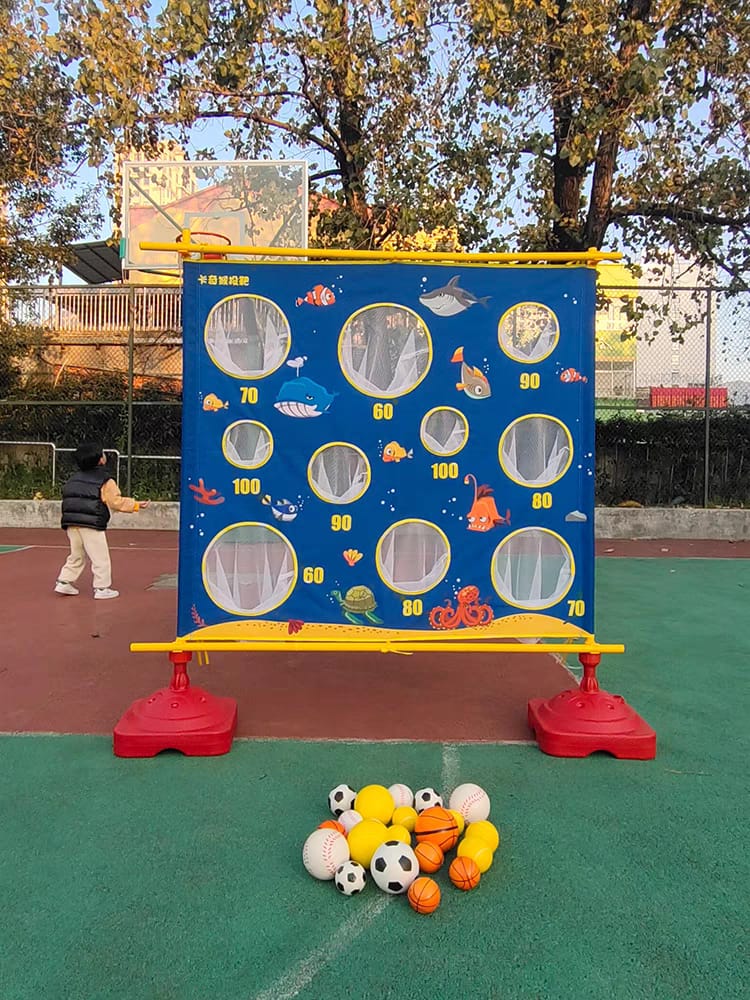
[0,555,748,999]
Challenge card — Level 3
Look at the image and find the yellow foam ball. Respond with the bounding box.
[392,806,418,832]
[448,809,465,836]
[347,820,389,867]
[387,824,412,845]
[354,784,395,824]
[465,820,500,852]
[457,837,493,873]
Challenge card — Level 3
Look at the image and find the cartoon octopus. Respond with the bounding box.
[429,585,494,630]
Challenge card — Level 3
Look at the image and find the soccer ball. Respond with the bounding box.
[334,861,367,896]
[414,787,443,812]
[370,840,419,895]
[328,784,357,817]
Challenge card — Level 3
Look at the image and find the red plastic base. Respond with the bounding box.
[527,653,656,759]
[113,653,238,758]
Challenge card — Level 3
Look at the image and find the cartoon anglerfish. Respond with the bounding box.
[419,276,490,317]
[464,474,510,532]
[273,376,336,418]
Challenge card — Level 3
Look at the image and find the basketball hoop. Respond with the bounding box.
[185,231,232,261]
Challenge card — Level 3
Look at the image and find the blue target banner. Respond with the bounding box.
[177,261,596,641]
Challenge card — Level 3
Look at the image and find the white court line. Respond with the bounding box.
[251,894,390,1000]
[0,732,538,745]
[441,743,461,796]
[13,544,178,552]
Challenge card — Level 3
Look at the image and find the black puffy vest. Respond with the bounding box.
[61,467,112,531]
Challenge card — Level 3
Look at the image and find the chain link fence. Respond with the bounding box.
[596,285,750,507]
[1,282,749,506]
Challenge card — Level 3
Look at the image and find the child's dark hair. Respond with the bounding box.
[75,441,104,472]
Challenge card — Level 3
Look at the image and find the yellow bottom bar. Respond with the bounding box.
[131,640,624,655]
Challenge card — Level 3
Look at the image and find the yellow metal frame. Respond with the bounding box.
[131,639,624,655]
[140,238,622,266]
[130,238,624,658]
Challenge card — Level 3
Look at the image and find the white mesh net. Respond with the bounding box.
[420,408,469,456]
[223,421,273,468]
[492,529,573,609]
[340,306,430,396]
[203,524,296,615]
[377,521,450,594]
[498,304,559,362]
[500,417,572,486]
[204,296,290,377]
[309,445,370,504]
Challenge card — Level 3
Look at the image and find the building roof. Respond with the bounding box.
[65,240,122,285]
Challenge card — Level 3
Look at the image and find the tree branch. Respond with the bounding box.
[611,205,750,228]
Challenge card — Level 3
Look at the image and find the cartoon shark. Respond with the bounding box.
[419,276,490,317]
[274,376,336,418]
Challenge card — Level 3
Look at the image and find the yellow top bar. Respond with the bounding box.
[139,241,622,266]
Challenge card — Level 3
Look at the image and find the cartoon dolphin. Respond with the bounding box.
[274,376,336,418]
[419,276,490,317]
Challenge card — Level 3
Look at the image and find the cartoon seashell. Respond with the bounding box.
[343,549,363,567]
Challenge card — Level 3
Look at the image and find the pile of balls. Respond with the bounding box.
[301,781,499,915]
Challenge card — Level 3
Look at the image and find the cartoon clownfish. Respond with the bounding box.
[464,474,510,532]
[296,284,336,307]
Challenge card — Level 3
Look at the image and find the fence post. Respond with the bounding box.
[703,288,713,508]
[126,286,135,495]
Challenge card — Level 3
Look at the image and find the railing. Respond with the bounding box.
[0,285,182,335]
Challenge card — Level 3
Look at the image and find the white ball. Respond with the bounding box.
[338,809,363,833]
[302,829,350,880]
[449,782,491,823]
[328,783,357,817]
[414,787,443,812]
[334,861,367,896]
[370,840,419,895]
[387,783,414,809]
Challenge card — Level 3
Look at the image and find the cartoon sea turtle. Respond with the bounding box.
[330,586,383,625]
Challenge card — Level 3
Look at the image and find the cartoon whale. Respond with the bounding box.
[419,276,490,317]
[274,376,336,418]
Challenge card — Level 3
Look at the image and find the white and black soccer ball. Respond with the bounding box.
[328,783,357,817]
[334,861,367,896]
[370,840,419,895]
[414,787,443,812]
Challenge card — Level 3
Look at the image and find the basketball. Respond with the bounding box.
[318,819,346,834]
[457,836,494,873]
[354,784,395,825]
[465,820,500,852]
[415,841,444,873]
[414,806,460,852]
[407,876,441,914]
[449,855,481,891]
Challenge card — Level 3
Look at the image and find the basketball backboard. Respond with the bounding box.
[121,160,308,275]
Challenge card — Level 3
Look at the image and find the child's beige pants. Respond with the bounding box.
[58,527,112,590]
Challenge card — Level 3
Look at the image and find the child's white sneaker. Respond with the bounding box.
[54,581,79,596]
[94,588,120,600]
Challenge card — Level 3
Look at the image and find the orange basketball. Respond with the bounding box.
[415,841,444,873]
[407,876,441,914]
[449,855,481,891]
[414,806,460,852]
[318,819,346,835]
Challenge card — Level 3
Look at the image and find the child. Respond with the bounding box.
[54,441,149,599]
